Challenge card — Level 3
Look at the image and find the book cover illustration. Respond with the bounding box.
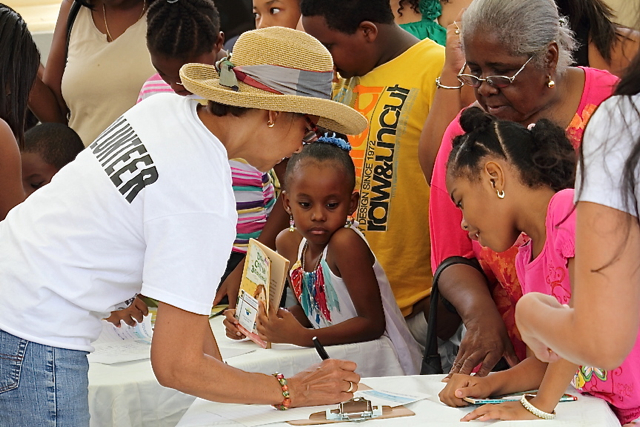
[235,239,289,349]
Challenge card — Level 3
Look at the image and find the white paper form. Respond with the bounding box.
[357,388,429,407]
[88,316,154,364]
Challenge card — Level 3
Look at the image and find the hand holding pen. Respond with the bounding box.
[312,336,357,394]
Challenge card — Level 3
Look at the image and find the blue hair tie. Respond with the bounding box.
[317,133,352,151]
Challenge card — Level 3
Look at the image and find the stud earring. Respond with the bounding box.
[289,214,295,232]
[344,215,354,228]
[547,76,555,88]
[497,189,505,199]
[267,120,275,128]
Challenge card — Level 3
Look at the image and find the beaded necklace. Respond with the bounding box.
[301,241,322,272]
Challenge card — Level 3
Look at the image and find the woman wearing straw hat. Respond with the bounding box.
[0,27,367,426]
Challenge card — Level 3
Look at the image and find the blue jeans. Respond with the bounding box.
[0,329,90,426]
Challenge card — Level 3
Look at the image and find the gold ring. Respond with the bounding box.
[346,381,355,393]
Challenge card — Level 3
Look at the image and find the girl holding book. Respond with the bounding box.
[224,136,422,375]
[438,107,640,424]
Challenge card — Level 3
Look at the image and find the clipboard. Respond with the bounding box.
[287,398,415,425]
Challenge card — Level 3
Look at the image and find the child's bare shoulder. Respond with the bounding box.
[275,229,303,261]
[328,228,373,259]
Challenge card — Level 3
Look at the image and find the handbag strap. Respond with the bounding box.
[420,256,481,375]
[65,0,82,63]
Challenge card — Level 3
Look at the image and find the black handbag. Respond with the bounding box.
[420,256,481,375]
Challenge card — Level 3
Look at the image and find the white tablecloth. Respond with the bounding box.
[88,317,406,427]
[176,375,621,427]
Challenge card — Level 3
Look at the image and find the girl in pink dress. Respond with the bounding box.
[438,107,640,424]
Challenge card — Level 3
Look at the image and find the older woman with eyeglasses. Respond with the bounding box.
[423,0,619,379]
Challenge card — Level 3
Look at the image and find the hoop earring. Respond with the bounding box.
[288,215,295,232]
[547,76,555,88]
[497,189,505,199]
[267,120,275,128]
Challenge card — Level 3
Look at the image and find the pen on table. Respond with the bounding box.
[312,336,330,360]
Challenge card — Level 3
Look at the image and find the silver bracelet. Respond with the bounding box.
[435,77,463,90]
[520,394,556,420]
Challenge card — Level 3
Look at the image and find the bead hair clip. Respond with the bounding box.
[527,123,536,130]
[167,0,178,3]
[317,133,352,151]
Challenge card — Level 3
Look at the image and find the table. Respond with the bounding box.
[176,375,621,427]
[88,317,406,427]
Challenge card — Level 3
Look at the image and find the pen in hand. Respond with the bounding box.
[312,336,330,360]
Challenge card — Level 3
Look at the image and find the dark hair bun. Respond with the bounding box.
[460,106,496,134]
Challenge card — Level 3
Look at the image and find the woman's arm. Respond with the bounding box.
[438,0,474,29]
[517,201,640,368]
[256,228,386,347]
[41,0,74,120]
[0,120,25,219]
[439,265,519,376]
[152,301,360,407]
[418,18,474,184]
[29,65,67,124]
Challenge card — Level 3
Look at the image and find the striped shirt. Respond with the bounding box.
[138,73,276,253]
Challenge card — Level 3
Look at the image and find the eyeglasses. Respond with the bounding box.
[303,115,322,144]
[457,56,534,88]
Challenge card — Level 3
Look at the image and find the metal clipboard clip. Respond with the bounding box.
[325,397,383,422]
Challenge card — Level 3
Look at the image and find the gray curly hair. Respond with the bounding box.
[461,0,576,76]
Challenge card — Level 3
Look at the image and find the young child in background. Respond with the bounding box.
[224,136,422,375]
[439,107,640,424]
[22,123,84,197]
[300,0,460,363]
[253,0,302,29]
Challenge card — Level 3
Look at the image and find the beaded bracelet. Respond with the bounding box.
[272,372,291,410]
[435,76,463,90]
[520,394,556,420]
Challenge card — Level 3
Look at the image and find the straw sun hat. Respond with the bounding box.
[180,27,367,136]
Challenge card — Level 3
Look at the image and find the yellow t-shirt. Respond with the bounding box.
[333,38,444,316]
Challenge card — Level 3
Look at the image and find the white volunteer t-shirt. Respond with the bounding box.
[0,94,237,351]
[577,93,640,217]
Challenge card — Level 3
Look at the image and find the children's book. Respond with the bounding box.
[463,391,578,405]
[235,238,290,349]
